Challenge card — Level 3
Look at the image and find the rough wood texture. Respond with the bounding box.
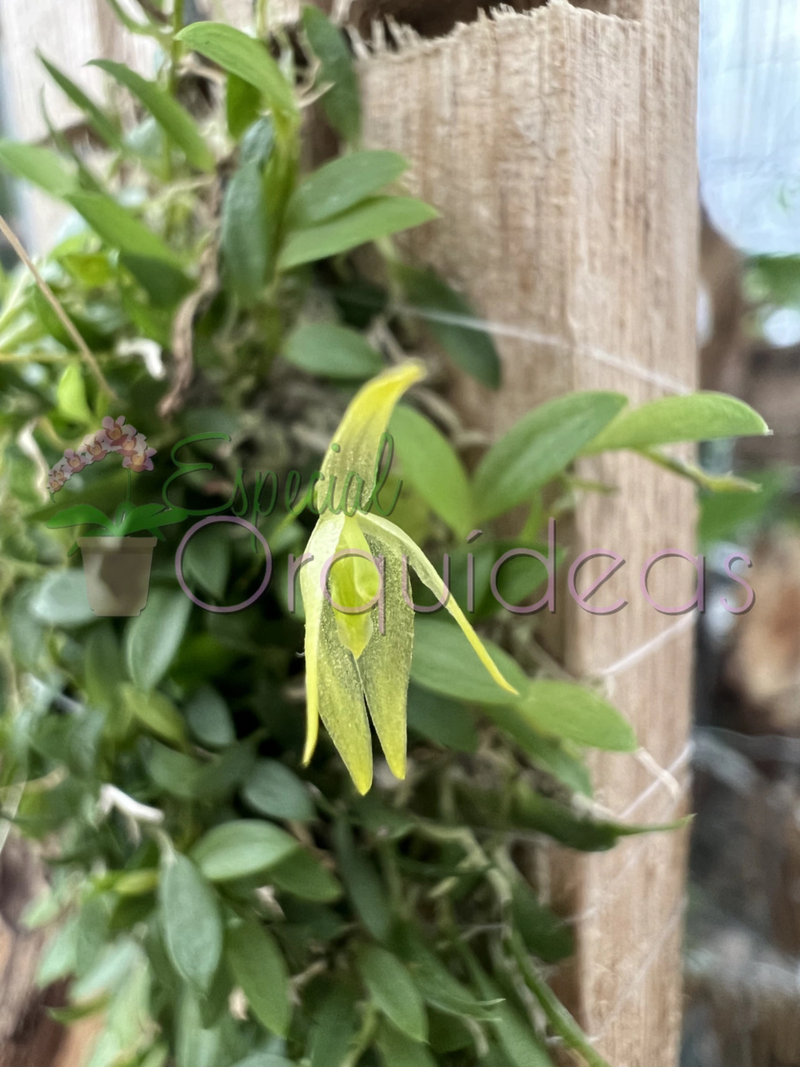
[357,3,699,1063]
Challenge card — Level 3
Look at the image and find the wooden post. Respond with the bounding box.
[357,3,699,1063]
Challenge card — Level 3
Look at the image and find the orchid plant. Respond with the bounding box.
[45,415,186,547]
[301,361,518,794]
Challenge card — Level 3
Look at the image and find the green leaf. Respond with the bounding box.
[186,685,235,748]
[333,820,391,941]
[147,741,202,798]
[39,54,122,150]
[303,6,361,144]
[227,73,263,140]
[510,784,688,852]
[411,617,528,705]
[114,869,159,896]
[120,503,189,536]
[394,264,501,388]
[91,60,213,172]
[242,759,315,821]
[232,1057,296,1067]
[226,920,291,1037]
[31,570,94,627]
[481,706,592,795]
[121,684,186,745]
[356,945,428,1043]
[66,192,182,265]
[473,392,627,521]
[518,680,636,752]
[75,895,111,978]
[309,984,359,1067]
[159,853,223,992]
[289,152,407,227]
[283,323,384,379]
[468,961,554,1067]
[59,251,113,288]
[47,505,114,531]
[511,879,574,965]
[119,254,195,309]
[199,740,256,802]
[375,1023,438,1067]
[37,917,79,986]
[279,197,439,270]
[270,848,342,902]
[390,405,473,536]
[140,1048,169,1067]
[84,622,124,712]
[57,363,93,424]
[698,468,785,547]
[221,158,270,306]
[0,140,76,198]
[177,23,296,120]
[583,392,769,454]
[180,522,231,599]
[748,253,800,306]
[124,588,192,691]
[396,929,502,1021]
[176,989,221,1067]
[406,684,478,753]
[192,820,299,881]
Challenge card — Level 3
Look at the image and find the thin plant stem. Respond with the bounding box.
[256,0,269,37]
[127,468,133,505]
[0,213,117,401]
[170,0,185,95]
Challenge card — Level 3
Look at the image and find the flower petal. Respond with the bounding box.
[329,516,381,660]
[300,514,374,793]
[360,512,519,699]
[318,360,426,512]
[357,523,414,780]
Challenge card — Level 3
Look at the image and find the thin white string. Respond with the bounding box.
[592,614,697,679]
[394,303,694,396]
[564,767,691,926]
[622,741,694,820]
[584,899,686,1045]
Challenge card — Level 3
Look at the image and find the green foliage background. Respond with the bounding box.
[0,5,768,1067]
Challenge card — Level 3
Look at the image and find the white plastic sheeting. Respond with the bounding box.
[700,0,800,254]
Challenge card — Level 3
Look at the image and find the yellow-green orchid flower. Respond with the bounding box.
[300,360,518,793]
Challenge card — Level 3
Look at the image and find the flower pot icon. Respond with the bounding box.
[78,536,158,617]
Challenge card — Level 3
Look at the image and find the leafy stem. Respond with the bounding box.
[169,0,184,96]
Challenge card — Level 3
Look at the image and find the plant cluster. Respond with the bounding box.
[0,5,768,1067]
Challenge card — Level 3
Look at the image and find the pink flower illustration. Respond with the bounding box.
[47,463,69,493]
[123,444,157,473]
[81,433,111,461]
[99,415,136,447]
[117,432,148,458]
[63,449,89,474]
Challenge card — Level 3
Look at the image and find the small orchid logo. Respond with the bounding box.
[46,416,187,548]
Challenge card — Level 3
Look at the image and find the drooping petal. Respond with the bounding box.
[359,512,520,699]
[300,513,374,793]
[356,523,415,780]
[300,514,344,762]
[317,360,426,512]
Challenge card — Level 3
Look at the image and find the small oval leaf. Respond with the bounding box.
[192,820,298,882]
[159,853,222,992]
